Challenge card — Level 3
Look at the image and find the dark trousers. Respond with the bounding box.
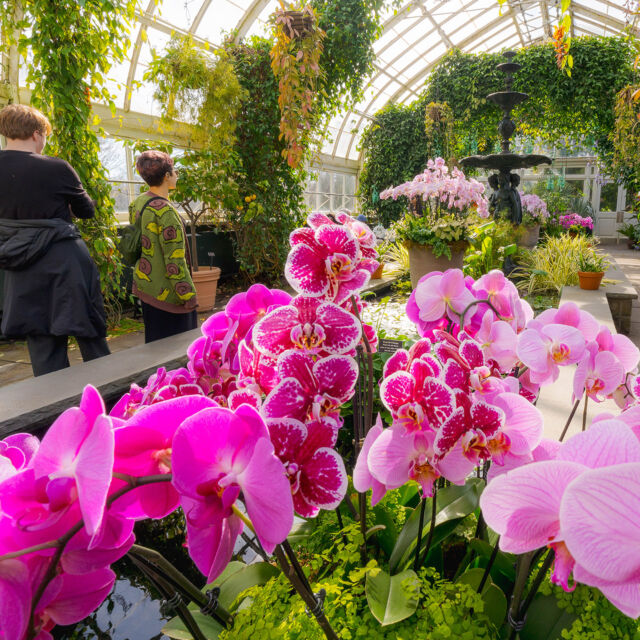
[141,302,198,344]
[26,334,111,377]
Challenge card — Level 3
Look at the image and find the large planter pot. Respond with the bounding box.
[519,224,540,248]
[578,271,604,290]
[371,263,385,279]
[407,241,467,288]
[192,266,221,311]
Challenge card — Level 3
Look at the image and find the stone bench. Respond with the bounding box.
[603,259,638,335]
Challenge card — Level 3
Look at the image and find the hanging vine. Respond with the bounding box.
[13,0,137,321]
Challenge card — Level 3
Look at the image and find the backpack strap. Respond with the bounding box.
[135,195,168,224]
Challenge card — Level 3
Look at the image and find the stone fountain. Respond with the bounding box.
[460,51,551,224]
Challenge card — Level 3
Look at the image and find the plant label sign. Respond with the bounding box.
[378,339,404,354]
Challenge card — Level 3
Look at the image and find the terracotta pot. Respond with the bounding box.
[578,271,604,290]
[407,241,467,288]
[628,238,636,250]
[192,266,221,311]
[519,224,540,248]
[371,263,385,279]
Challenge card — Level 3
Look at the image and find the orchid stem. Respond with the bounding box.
[507,551,536,640]
[458,298,506,329]
[477,535,500,593]
[559,399,581,442]
[413,497,427,572]
[418,484,438,567]
[518,549,555,622]
[582,394,589,431]
[232,504,256,533]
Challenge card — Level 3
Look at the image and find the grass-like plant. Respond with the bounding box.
[382,242,410,278]
[518,233,596,295]
[577,249,609,273]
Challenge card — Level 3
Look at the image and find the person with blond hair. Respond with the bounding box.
[0,103,110,376]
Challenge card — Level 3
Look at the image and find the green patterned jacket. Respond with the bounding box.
[129,192,197,313]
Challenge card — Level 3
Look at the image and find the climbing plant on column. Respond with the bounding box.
[21,0,136,319]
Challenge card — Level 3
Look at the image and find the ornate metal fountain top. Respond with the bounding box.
[460,51,551,172]
[460,51,551,226]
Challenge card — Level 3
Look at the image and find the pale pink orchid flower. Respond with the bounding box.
[572,343,625,403]
[517,324,586,385]
[412,269,476,325]
[353,416,390,506]
[474,312,518,373]
[172,404,293,582]
[480,420,640,592]
[535,302,601,342]
[595,326,640,373]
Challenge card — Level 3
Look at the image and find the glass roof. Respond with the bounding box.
[83,0,640,163]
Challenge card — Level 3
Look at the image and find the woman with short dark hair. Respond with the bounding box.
[130,150,198,343]
[0,104,110,376]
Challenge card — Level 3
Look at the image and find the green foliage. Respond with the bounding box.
[398,214,468,259]
[463,220,518,279]
[17,0,137,321]
[365,568,420,626]
[359,37,637,223]
[577,247,608,273]
[518,233,596,294]
[611,84,640,196]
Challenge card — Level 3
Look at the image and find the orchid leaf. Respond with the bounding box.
[389,478,483,573]
[365,568,420,626]
[519,594,578,639]
[456,568,507,628]
[162,611,223,640]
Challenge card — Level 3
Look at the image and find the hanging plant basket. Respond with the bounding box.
[283,10,314,39]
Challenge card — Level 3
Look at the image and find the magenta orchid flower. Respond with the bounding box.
[111,395,217,520]
[285,224,376,304]
[237,340,279,396]
[267,417,347,517]
[517,324,586,385]
[253,296,361,358]
[172,405,293,581]
[472,270,520,319]
[262,350,358,423]
[25,385,114,540]
[573,344,625,403]
[225,284,292,340]
[380,367,454,433]
[0,558,31,640]
[480,420,640,592]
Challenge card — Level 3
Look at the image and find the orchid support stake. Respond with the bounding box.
[282,539,313,594]
[274,545,339,640]
[559,399,581,442]
[518,549,555,622]
[582,394,589,431]
[413,497,427,572]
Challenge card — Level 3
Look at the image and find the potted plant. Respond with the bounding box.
[618,221,640,249]
[380,158,489,287]
[371,224,397,279]
[577,249,609,290]
[560,212,594,237]
[519,192,549,247]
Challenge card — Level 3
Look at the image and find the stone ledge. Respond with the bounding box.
[0,328,201,438]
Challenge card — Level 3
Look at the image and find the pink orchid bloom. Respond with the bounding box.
[480,420,640,592]
[308,211,377,255]
[0,558,30,640]
[382,339,440,379]
[573,344,624,403]
[367,426,441,497]
[406,275,451,339]
[410,269,476,325]
[262,350,358,423]
[32,563,116,639]
[474,312,518,372]
[112,395,217,520]
[353,416,389,505]
[534,302,601,342]
[267,417,347,517]
[472,270,520,319]
[253,296,361,358]
[171,405,293,582]
[25,385,114,540]
[595,326,640,373]
[561,462,640,618]
[237,340,279,396]
[0,433,39,473]
[486,437,560,482]
[286,224,376,304]
[380,365,454,433]
[225,284,292,340]
[517,324,586,385]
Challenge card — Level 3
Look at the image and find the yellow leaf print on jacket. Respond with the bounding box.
[135,267,151,282]
[168,248,185,259]
[146,222,163,235]
[157,288,170,301]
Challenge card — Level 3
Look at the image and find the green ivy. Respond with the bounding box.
[18,0,137,321]
[359,36,637,224]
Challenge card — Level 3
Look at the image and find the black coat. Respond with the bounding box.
[0,219,107,338]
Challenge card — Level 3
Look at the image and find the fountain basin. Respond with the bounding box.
[487,91,528,111]
[460,153,551,171]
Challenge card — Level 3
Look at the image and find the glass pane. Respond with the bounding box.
[332,172,344,211]
[565,167,583,175]
[109,182,132,213]
[99,138,128,181]
[345,174,356,197]
[599,181,619,212]
[319,171,331,196]
[565,180,585,198]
